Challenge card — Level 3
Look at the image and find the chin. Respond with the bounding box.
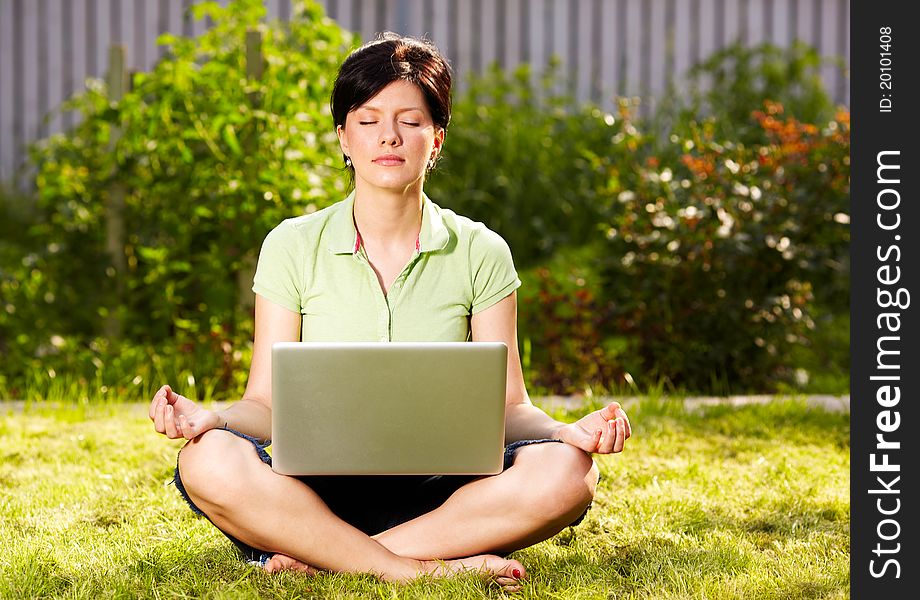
[361,174,424,191]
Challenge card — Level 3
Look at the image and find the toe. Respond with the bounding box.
[505,559,525,580]
[263,553,318,576]
[264,554,290,574]
[496,579,522,593]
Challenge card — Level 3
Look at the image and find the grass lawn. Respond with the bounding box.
[0,397,849,599]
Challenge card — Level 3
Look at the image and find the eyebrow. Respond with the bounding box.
[356,106,425,114]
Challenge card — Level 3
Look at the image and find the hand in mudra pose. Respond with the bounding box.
[150,384,220,440]
[554,402,632,454]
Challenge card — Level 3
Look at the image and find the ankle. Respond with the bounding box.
[418,559,449,578]
[380,558,427,584]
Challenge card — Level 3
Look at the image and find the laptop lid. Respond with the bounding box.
[271,342,508,476]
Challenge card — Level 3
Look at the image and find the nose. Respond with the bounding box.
[379,120,400,146]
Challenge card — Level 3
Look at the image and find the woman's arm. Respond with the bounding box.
[470,291,565,443]
[214,294,302,441]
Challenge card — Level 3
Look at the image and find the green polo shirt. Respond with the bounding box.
[251,190,521,342]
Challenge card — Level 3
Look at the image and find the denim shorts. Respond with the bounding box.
[172,427,591,566]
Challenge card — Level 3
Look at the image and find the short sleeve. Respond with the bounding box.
[470,227,522,314]
[251,219,304,313]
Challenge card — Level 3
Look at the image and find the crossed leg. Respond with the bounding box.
[372,441,599,559]
[177,429,598,590]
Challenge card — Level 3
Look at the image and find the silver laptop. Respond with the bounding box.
[271,342,508,476]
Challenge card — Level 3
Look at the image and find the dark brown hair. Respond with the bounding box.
[331,32,452,171]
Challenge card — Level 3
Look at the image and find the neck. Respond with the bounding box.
[352,181,424,251]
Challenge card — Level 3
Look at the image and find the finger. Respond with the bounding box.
[177,414,190,439]
[164,404,180,438]
[581,427,602,453]
[165,385,180,405]
[613,418,627,453]
[599,420,617,454]
[614,406,632,438]
[600,401,621,420]
[153,397,167,434]
[579,428,601,453]
[163,404,178,439]
[150,385,168,420]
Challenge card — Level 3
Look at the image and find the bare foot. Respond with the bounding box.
[263,553,320,575]
[263,551,525,592]
[422,554,526,593]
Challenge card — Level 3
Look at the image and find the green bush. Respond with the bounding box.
[509,42,848,395]
[4,0,354,393]
[428,62,623,267]
[3,30,850,398]
[517,246,624,396]
[596,102,849,392]
[653,41,840,147]
[0,186,46,394]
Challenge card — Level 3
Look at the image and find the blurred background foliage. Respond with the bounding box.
[430,41,849,396]
[0,0,849,401]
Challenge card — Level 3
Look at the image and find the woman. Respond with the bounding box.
[150,33,631,592]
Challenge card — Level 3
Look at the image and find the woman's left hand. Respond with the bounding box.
[553,401,632,454]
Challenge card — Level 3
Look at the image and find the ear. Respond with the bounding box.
[336,124,349,156]
[432,126,445,155]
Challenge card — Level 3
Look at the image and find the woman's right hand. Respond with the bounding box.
[149,384,221,439]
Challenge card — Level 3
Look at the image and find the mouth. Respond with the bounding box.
[373,156,406,166]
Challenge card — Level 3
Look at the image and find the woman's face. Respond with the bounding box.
[336,80,444,194]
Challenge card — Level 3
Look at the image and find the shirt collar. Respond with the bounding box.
[327,190,450,255]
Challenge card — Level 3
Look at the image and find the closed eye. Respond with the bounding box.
[358,120,419,126]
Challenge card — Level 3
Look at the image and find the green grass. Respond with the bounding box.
[0,398,849,599]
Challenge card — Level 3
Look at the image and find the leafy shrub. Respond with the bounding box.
[654,41,840,148]
[10,0,354,389]
[0,186,47,392]
[517,246,623,396]
[509,42,848,395]
[597,101,849,392]
[32,0,352,335]
[4,29,850,398]
[428,62,623,267]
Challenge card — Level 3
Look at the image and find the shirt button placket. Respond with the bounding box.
[379,300,389,342]
[386,279,402,342]
[356,249,390,342]
[387,258,416,342]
